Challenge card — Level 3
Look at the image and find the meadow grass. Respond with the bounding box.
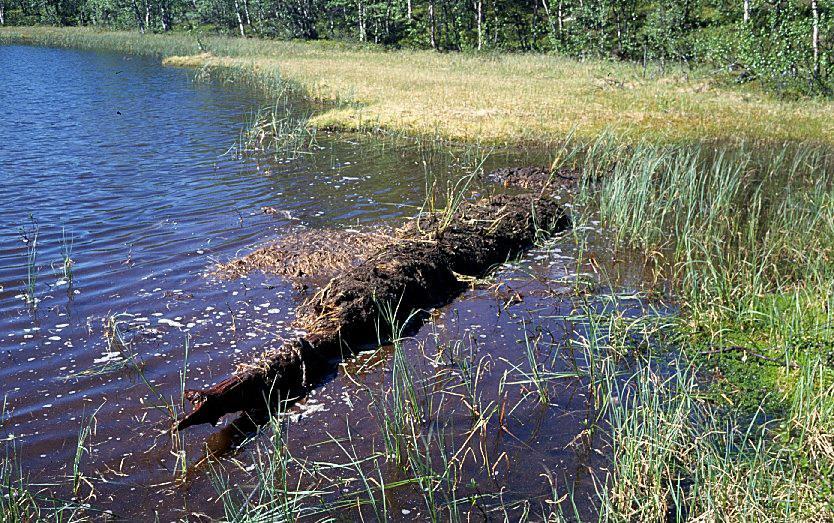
[1,26,833,146]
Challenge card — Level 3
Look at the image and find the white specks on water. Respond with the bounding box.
[93,352,123,364]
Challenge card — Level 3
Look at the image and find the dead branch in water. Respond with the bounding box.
[177,174,571,431]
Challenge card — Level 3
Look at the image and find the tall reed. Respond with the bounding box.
[566,138,834,519]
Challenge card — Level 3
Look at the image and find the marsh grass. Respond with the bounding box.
[205,293,610,520]
[59,228,74,285]
[545,294,824,520]
[565,137,834,518]
[0,402,101,521]
[237,100,316,160]
[18,217,39,308]
[62,314,140,380]
[3,27,834,146]
[71,405,102,498]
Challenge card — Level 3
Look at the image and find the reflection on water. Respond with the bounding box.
[0,44,666,519]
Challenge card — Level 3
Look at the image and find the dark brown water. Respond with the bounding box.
[0,45,667,520]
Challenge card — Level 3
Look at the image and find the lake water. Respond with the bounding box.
[0,44,661,520]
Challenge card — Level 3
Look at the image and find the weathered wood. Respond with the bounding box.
[177,191,570,431]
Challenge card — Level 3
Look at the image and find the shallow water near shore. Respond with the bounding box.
[0,44,668,520]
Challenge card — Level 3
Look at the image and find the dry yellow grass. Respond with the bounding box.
[3,26,833,145]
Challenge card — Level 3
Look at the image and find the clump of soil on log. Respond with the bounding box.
[487,166,579,192]
[177,169,572,431]
[211,228,396,286]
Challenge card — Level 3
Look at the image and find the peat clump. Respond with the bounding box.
[178,185,570,431]
[212,227,393,288]
[487,166,579,192]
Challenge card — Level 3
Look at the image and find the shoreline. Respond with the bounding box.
[2,26,833,147]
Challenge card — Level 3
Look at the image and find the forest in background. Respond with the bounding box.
[0,0,831,97]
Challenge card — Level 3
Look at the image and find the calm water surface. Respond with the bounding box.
[0,44,661,520]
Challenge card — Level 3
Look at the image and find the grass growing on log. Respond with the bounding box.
[2,27,834,146]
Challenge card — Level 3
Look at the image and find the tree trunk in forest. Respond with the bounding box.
[384,1,391,40]
[144,0,151,33]
[242,0,252,27]
[812,0,820,81]
[358,0,366,42]
[233,0,246,36]
[493,0,499,45]
[540,0,558,47]
[429,0,436,49]
[160,1,171,31]
[743,0,749,23]
[0,1,5,26]
[407,0,412,22]
[475,0,483,50]
[531,0,539,46]
[131,0,145,32]
[558,0,563,32]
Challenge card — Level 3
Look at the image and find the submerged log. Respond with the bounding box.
[177,191,570,431]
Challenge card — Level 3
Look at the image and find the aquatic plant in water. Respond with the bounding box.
[18,217,39,308]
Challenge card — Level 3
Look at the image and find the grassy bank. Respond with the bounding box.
[1,26,833,146]
[569,137,834,519]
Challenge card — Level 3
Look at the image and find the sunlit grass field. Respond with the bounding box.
[2,26,833,145]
